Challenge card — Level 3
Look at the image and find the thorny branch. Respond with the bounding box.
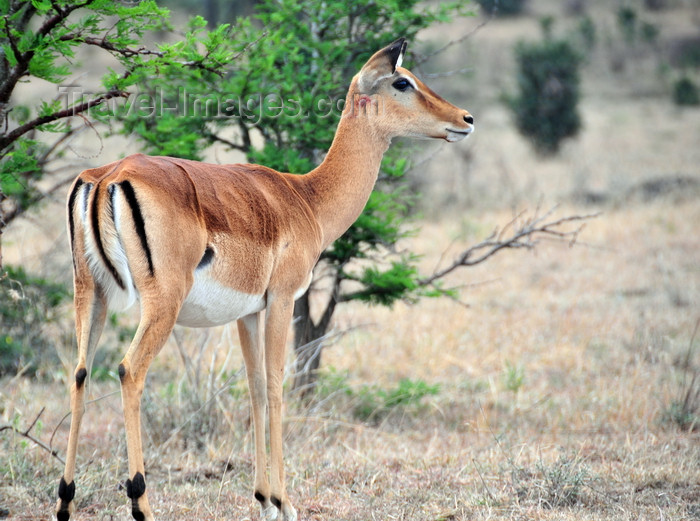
[58,34,166,58]
[414,7,496,69]
[0,88,129,152]
[418,207,600,290]
[49,390,121,454]
[0,407,65,464]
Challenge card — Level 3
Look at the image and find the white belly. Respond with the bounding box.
[177,274,265,328]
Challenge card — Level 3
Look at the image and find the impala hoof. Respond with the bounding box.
[276,501,297,521]
[283,505,298,521]
[56,477,75,521]
[55,500,74,521]
[259,496,296,521]
[261,503,279,520]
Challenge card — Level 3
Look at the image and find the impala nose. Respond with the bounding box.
[464,114,474,125]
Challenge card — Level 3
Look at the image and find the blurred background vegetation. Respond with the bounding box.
[1,0,698,408]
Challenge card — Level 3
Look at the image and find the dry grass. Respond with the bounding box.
[2,1,700,520]
[3,198,698,520]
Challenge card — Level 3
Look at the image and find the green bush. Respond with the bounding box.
[353,378,440,423]
[617,6,638,44]
[0,267,69,376]
[672,77,700,106]
[510,37,583,154]
[475,0,527,16]
[576,16,597,52]
[673,38,700,68]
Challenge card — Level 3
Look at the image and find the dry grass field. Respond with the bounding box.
[2,1,699,520]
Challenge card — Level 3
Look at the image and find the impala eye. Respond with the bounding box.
[392,78,411,92]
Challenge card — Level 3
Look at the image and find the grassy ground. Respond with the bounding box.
[3,199,699,520]
[2,1,699,520]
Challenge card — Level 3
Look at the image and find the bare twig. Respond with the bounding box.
[0,407,65,464]
[23,406,44,435]
[38,127,78,166]
[422,67,474,79]
[414,9,495,67]
[472,457,497,503]
[156,368,244,452]
[288,324,366,380]
[418,207,600,289]
[65,112,105,160]
[49,390,121,454]
[229,28,268,63]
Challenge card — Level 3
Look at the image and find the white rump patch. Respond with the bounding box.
[82,183,137,311]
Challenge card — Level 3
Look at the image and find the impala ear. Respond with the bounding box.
[384,37,407,71]
[357,38,407,93]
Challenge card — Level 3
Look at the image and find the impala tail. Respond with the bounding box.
[67,174,153,311]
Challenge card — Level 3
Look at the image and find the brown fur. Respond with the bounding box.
[57,38,473,521]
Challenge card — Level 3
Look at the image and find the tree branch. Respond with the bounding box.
[0,0,93,104]
[0,88,128,152]
[206,131,248,152]
[36,1,93,40]
[58,34,230,75]
[418,207,600,289]
[422,66,475,79]
[414,9,495,67]
[0,407,65,464]
[3,16,22,66]
[49,390,121,453]
[316,272,341,333]
[58,34,165,58]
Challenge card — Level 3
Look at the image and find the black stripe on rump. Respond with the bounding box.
[67,179,84,254]
[119,180,154,277]
[91,181,126,290]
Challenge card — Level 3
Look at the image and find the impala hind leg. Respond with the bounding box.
[238,313,278,520]
[118,300,181,521]
[56,288,107,521]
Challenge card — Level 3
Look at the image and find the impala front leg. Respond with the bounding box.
[265,295,297,521]
[238,313,278,520]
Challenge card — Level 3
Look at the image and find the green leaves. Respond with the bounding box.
[30,0,52,13]
[0,0,240,225]
[0,265,69,376]
[347,260,421,307]
[353,377,440,423]
[1,0,474,316]
[0,138,42,210]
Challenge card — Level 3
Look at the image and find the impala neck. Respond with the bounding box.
[304,87,391,250]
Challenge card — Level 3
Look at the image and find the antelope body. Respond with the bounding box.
[56,38,473,521]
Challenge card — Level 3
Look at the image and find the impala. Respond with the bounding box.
[56,38,473,521]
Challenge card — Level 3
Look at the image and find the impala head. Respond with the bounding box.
[350,38,474,142]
